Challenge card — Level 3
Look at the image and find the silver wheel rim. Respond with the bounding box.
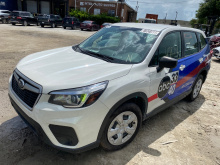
[107,111,138,146]
[193,79,202,98]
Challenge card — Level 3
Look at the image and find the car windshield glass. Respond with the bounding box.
[11,12,19,16]
[78,26,159,64]
[83,21,92,24]
[42,15,50,18]
[64,18,72,21]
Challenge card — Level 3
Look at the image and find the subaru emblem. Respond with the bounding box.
[18,79,25,90]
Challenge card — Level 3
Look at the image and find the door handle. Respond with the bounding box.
[179,65,185,71]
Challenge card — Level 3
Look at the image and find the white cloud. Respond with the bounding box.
[126,0,204,21]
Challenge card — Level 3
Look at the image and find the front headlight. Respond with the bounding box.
[48,81,108,108]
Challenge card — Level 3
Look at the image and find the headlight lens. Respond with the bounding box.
[48,81,108,108]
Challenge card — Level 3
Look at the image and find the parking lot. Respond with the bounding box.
[0,24,220,165]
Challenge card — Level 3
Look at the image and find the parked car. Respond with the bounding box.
[80,20,99,31]
[209,35,220,50]
[212,46,220,60]
[33,14,46,26]
[38,14,62,28]
[101,22,112,28]
[9,23,211,153]
[62,17,80,30]
[10,11,37,26]
[0,10,11,24]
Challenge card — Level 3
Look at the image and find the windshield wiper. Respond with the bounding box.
[77,46,114,62]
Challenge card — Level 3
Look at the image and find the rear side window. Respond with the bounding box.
[197,33,207,49]
[150,32,182,66]
[183,32,199,56]
[11,12,19,16]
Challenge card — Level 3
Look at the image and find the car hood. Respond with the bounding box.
[16,47,132,93]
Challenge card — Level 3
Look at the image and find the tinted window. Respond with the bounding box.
[21,12,31,16]
[150,32,182,66]
[63,18,72,21]
[11,12,19,16]
[183,32,199,56]
[197,33,207,49]
[83,21,92,24]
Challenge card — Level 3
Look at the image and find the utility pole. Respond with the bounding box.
[164,13,167,24]
[135,1,139,12]
[175,11,178,20]
[75,0,76,10]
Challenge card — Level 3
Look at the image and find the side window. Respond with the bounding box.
[197,33,207,50]
[183,32,199,56]
[149,32,182,66]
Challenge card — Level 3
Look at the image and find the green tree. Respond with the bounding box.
[69,9,120,25]
[196,0,220,24]
[190,19,197,27]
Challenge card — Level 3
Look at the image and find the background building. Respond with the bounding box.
[69,0,137,22]
[0,0,137,22]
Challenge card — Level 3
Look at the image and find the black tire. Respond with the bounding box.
[63,26,66,29]
[51,23,55,28]
[23,21,28,26]
[12,23,16,26]
[2,19,6,24]
[100,103,142,151]
[41,24,44,27]
[81,28,83,31]
[186,74,203,101]
[91,27,94,31]
[73,25,76,30]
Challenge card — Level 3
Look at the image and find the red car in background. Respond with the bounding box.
[80,20,100,31]
[210,35,220,50]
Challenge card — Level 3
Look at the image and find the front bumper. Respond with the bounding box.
[40,22,51,26]
[8,76,110,153]
[10,20,23,24]
[214,53,220,59]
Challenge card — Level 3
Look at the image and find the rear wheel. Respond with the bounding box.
[12,23,16,25]
[72,25,76,30]
[100,103,142,151]
[51,23,55,28]
[2,19,6,24]
[186,75,203,101]
[63,26,66,29]
[23,21,28,26]
[41,24,44,27]
[91,27,94,31]
[81,28,83,31]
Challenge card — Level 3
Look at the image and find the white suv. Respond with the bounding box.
[9,23,211,153]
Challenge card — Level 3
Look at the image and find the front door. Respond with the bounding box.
[147,31,185,113]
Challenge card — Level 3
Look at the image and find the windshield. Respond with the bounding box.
[11,12,19,16]
[78,26,159,64]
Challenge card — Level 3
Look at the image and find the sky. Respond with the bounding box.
[125,0,204,21]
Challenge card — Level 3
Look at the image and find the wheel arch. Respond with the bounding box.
[97,92,148,141]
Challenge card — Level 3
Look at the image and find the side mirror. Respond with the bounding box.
[157,56,178,72]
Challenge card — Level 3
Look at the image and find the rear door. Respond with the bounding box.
[176,31,209,92]
[148,31,185,112]
[55,15,62,25]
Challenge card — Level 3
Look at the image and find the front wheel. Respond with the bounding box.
[186,75,203,101]
[12,23,16,25]
[63,26,66,29]
[23,21,28,26]
[100,103,142,151]
[41,24,44,27]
